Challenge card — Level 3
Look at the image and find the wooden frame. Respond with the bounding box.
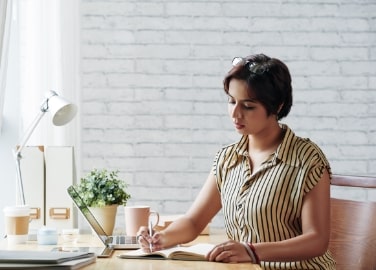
[329,174,376,270]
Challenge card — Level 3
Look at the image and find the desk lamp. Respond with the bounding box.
[14,90,77,205]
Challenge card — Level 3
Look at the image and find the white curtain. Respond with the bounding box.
[18,0,80,149]
[0,0,12,132]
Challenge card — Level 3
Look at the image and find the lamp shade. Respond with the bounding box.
[48,94,77,126]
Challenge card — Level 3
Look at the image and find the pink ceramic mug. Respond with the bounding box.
[124,205,159,236]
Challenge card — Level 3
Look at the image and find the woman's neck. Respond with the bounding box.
[248,122,284,153]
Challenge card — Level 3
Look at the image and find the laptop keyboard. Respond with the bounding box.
[110,235,138,244]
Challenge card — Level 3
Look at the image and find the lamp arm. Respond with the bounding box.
[13,108,47,205]
[14,152,26,205]
[14,109,46,156]
[13,91,73,205]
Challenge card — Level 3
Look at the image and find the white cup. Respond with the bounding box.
[124,205,159,236]
[3,205,30,244]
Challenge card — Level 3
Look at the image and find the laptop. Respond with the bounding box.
[63,185,140,257]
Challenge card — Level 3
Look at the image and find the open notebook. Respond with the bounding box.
[65,185,140,257]
[118,243,215,261]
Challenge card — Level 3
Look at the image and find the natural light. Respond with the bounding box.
[0,0,80,235]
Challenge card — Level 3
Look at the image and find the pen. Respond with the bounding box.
[149,220,153,252]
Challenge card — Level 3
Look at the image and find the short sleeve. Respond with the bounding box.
[212,149,223,192]
[303,148,332,195]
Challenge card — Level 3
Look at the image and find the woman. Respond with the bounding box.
[137,54,336,269]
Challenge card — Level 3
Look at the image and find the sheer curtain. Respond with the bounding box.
[18,0,80,152]
[0,0,79,234]
[0,0,12,132]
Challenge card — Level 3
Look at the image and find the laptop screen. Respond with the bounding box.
[67,185,139,250]
[67,185,110,245]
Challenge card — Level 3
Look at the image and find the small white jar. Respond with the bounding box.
[37,227,58,245]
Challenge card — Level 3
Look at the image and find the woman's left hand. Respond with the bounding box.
[206,240,253,263]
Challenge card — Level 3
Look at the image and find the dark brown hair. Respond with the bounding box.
[223,54,293,120]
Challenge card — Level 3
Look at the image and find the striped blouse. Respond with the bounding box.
[212,124,336,270]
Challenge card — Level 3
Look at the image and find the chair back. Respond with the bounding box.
[330,174,376,270]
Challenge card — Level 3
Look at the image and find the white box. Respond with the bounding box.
[45,146,76,231]
[19,146,45,231]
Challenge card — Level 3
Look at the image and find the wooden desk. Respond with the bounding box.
[92,251,261,270]
[0,230,261,270]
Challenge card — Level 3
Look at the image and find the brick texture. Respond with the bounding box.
[80,0,376,229]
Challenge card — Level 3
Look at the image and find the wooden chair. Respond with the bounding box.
[329,174,376,270]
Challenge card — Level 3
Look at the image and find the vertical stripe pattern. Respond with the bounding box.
[213,124,336,270]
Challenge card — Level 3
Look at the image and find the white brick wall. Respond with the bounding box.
[79,0,376,229]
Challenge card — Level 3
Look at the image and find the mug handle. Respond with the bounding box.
[149,211,160,228]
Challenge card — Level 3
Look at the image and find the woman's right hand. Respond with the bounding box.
[136,226,166,252]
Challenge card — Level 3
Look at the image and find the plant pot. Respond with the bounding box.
[88,204,118,235]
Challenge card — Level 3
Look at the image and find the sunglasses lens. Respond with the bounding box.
[231,57,269,75]
[250,64,262,73]
[247,62,268,75]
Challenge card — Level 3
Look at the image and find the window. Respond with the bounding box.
[0,0,80,235]
[0,0,12,132]
[5,0,80,146]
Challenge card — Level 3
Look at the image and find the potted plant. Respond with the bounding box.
[73,168,131,235]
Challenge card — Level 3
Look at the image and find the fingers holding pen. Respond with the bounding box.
[136,226,163,252]
[136,226,152,252]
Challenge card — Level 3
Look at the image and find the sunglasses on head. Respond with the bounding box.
[232,57,269,75]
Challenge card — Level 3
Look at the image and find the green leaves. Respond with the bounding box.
[74,168,131,207]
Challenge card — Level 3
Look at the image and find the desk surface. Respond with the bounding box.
[0,230,261,270]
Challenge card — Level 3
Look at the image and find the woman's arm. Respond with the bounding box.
[148,171,222,250]
[253,169,331,261]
